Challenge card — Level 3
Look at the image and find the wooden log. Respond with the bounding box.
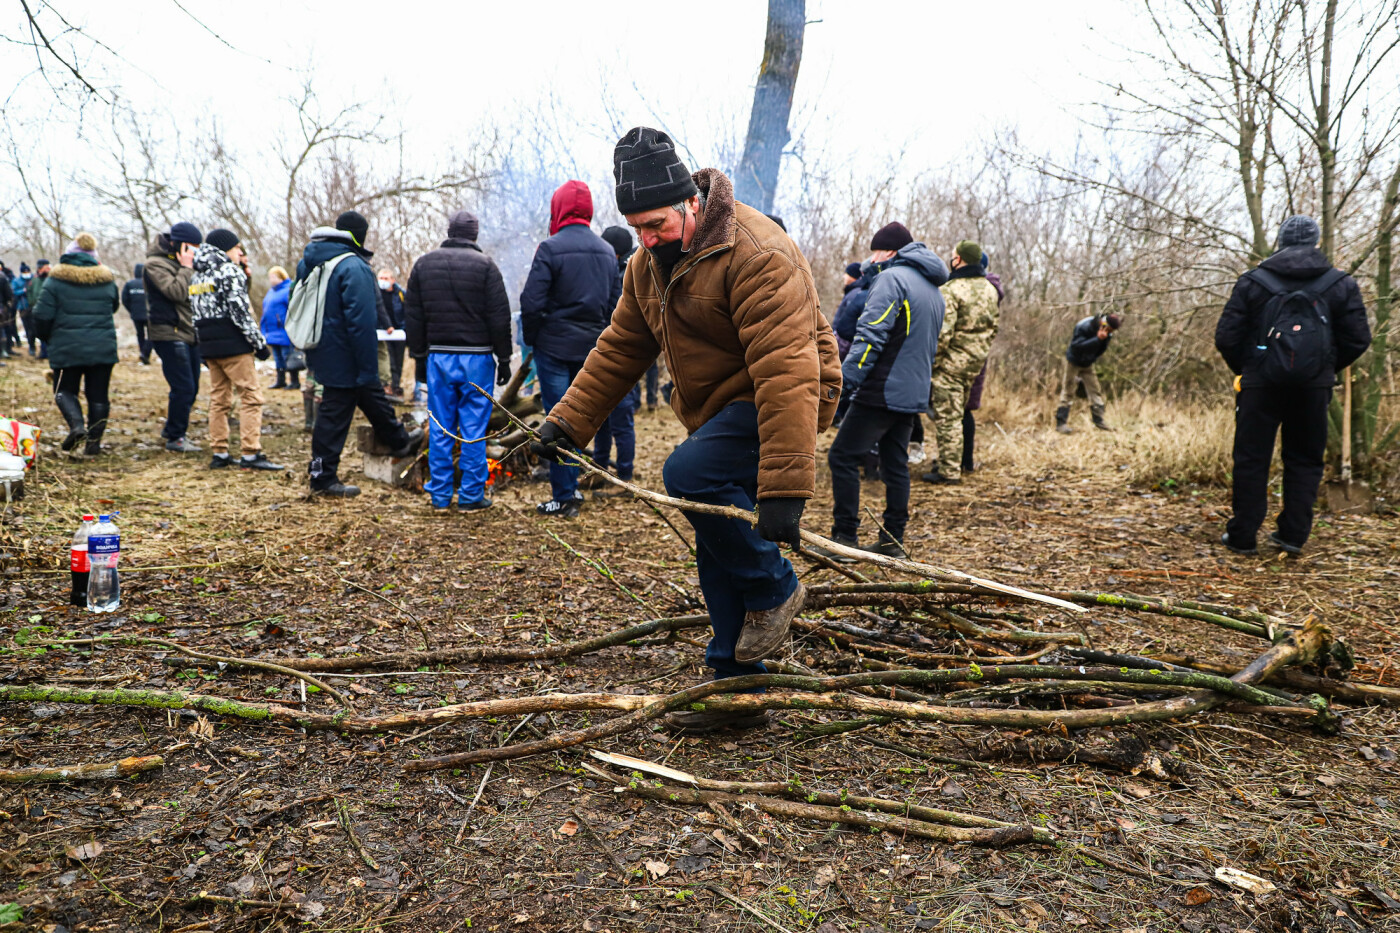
[0,755,163,783]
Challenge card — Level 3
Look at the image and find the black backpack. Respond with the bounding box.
[1245,266,1344,385]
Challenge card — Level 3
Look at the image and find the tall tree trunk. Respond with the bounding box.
[1316,0,1338,260]
[733,0,805,214]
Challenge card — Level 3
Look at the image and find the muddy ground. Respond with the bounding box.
[0,349,1397,933]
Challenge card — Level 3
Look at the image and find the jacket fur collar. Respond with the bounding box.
[689,168,737,255]
[48,261,115,286]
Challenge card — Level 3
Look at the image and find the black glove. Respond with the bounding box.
[255,345,271,361]
[530,420,577,463]
[755,497,806,549]
[496,360,512,387]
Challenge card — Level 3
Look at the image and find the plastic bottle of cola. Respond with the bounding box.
[86,514,121,613]
[70,513,95,607]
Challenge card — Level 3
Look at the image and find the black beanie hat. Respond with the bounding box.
[206,228,240,252]
[448,209,479,241]
[336,210,370,248]
[168,221,203,246]
[844,261,862,279]
[601,225,634,257]
[870,222,913,251]
[19,263,29,273]
[613,127,698,215]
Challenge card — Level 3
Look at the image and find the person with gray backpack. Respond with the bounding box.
[293,211,423,498]
[1215,215,1372,555]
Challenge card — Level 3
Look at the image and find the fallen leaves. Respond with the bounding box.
[1184,886,1213,906]
[64,841,102,862]
[557,818,579,836]
[643,859,668,879]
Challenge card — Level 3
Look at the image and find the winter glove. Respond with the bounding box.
[755,497,806,549]
[255,345,271,361]
[530,420,577,464]
[496,360,512,387]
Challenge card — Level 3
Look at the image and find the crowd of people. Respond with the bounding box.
[1,124,1372,732]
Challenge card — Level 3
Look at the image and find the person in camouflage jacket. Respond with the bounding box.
[925,240,1000,484]
[190,229,282,472]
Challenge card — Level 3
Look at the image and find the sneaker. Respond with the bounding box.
[460,497,493,512]
[865,537,908,559]
[907,442,926,465]
[663,708,771,735]
[311,482,361,498]
[166,437,202,453]
[734,582,805,664]
[209,453,233,469]
[431,502,453,513]
[805,534,859,564]
[389,427,425,459]
[921,470,961,485]
[1220,532,1258,556]
[1268,532,1303,555]
[536,498,580,518]
[239,453,286,471]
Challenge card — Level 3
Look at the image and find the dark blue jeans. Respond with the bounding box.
[594,383,640,478]
[663,401,799,680]
[645,362,659,407]
[152,339,201,440]
[534,349,584,503]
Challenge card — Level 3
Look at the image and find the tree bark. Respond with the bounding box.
[733,0,805,213]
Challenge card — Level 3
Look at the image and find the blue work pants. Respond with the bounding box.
[425,352,496,507]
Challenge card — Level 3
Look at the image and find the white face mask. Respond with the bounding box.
[378,280,392,290]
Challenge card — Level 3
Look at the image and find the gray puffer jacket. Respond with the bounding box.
[840,242,948,413]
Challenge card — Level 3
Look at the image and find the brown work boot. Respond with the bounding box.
[734,582,805,664]
[663,707,771,734]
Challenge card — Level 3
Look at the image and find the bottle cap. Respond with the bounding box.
[82,514,95,521]
[98,514,109,522]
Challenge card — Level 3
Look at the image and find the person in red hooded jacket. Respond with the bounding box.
[519,180,623,517]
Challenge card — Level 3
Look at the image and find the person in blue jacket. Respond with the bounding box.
[812,224,948,560]
[297,211,423,498]
[519,180,622,517]
[261,266,296,389]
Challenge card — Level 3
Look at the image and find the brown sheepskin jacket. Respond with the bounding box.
[547,168,841,499]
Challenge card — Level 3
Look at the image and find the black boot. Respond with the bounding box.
[272,370,287,390]
[288,371,301,390]
[84,402,109,456]
[1055,405,1071,435]
[1091,405,1114,431]
[55,391,86,451]
[961,410,975,474]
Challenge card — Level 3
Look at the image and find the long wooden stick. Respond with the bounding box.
[0,755,163,783]
[470,383,1086,614]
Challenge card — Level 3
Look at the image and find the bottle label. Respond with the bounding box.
[88,534,120,556]
[70,547,89,573]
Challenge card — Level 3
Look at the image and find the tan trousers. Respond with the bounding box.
[207,353,264,455]
[1058,359,1105,410]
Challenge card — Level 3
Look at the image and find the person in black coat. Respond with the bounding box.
[1214,214,1371,555]
[404,209,513,511]
[603,225,657,410]
[519,181,622,516]
[121,263,151,364]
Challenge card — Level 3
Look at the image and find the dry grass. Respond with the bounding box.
[974,380,1235,491]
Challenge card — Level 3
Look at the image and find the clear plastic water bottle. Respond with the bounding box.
[70,514,94,608]
[86,514,120,613]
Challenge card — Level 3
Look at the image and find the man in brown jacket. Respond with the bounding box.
[533,127,841,733]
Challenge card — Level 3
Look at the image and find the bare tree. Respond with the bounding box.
[733,0,805,212]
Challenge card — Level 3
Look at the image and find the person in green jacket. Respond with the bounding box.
[33,233,120,457]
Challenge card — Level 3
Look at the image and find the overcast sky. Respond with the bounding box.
[7,1,1147,185]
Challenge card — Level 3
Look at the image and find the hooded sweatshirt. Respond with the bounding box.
[190,243,265,359]
[519,181,622,361]
[842,243,949,413]
[1215,245,1371,388]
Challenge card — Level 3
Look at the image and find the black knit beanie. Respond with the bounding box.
[206,228,240,252]
[448,209,479,241]
[613,127,698,215]
[870,222,913,251]
[336,210,370,248]
[601,225,634,257]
